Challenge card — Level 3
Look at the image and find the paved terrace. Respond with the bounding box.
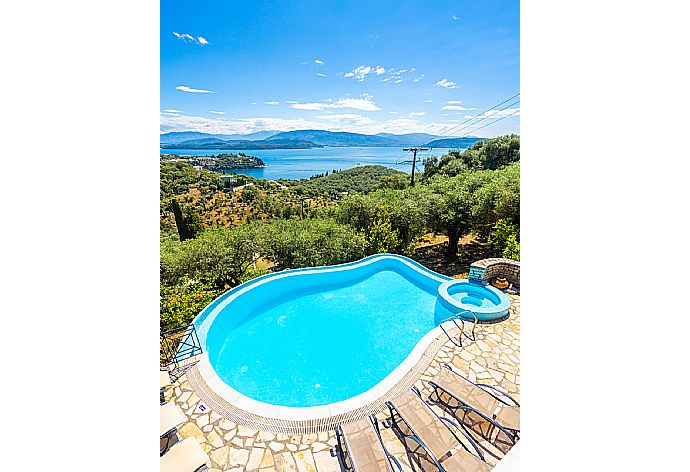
[162,294,520,471]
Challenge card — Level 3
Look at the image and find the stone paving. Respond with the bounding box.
[162,294,520,471]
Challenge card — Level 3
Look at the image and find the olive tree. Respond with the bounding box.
[160,224,263,288]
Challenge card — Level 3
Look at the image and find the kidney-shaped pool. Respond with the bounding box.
[192,254,510,415]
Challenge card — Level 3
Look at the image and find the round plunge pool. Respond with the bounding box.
[437,279,510,321]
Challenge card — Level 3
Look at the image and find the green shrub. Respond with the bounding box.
[489,218,520,260]
[159,278,223,331]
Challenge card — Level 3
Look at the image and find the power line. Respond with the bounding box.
[392,103,520,170]
[392,93,520,167]
[415,93,520,148]
[448,108,521,139]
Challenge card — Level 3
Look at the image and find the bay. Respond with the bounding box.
[160,146,456,180]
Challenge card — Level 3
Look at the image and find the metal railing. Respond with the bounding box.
[438,310,478,348]
[160,324,203,381]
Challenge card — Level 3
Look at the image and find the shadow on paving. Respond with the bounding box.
[412,234,500,278]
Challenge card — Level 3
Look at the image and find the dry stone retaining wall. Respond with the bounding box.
[469,257,520,288]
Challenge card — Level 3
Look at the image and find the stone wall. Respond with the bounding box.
[469,257,520,288]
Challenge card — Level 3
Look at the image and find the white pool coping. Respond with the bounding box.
[192,253,464,422]
[195,322,450,421]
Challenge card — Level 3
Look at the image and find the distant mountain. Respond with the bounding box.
[266,130,449,147]
[160,138,322,150]
[266,130,392,146]
[161,129,482,149]
[375,132,439,145]
[424,137,483,148]
[160,130,278,144]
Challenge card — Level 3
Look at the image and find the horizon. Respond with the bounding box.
[161,0,519,138]
[159,128,490,138]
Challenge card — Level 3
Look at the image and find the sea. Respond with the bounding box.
[160,146,455,180]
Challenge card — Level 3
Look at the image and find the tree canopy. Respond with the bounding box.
[423,134,520,179]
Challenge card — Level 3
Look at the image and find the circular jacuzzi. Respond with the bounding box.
[437,279,511,321]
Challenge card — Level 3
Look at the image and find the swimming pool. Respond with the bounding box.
[193,254,510,417]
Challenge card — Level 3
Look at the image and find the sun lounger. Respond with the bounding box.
[161,402,187,437]
[428,364,519,448]
[160,437,209,472]
[385,390,490,472]
[331,416,402,472]
[161,402,187,455]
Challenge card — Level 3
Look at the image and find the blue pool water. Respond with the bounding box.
[200,255,509,408]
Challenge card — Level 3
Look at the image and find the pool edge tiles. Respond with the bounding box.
[192,323,453,425]
[190,254,487,423]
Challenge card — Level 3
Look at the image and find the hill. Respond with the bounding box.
[160,130,278,144]
[266,130,446,147]
[422,134,520,179]
[291,165,408,197]
[424,137,483,148]
[160,138,322,150]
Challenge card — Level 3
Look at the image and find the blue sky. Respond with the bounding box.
[161,0,519,137]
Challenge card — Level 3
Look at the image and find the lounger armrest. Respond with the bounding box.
[428,381,517,444]
[386,450,404,472]
[385,401,445,471]
[476,383,520,407]
[437,416,486,461]
[400,434,446,471]
[369,415,403,472]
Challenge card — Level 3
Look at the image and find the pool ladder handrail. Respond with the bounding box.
[438,310,478,348]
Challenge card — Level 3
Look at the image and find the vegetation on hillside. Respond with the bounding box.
[291,165,409,197]
[160,135,520,330]
[422,134,520,178]
[161,153,265,171]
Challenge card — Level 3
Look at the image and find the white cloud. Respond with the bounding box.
[452,15,458,20]
[291,102,341,111]
[408,112,426,117]
[314,59,324,65]
[445,100,462,104]
[394,78,403,84]
[209,110,225,115]
[343,65,385,81]
[264,101,279,105]
[290,97,380,111]
[434,79,457,89]
[160,111,513,136]
[285,100,298,104]
[163,109,182,113]
[315,114,376,126]
[442,105,477,111]
[337,98,380,111]
[413,74,425,82]
[316,73,327,77]
[424,100,432,103]
[381,78,391,82]
[173,32,207,45]
[176,85,215,93]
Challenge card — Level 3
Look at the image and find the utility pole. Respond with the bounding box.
[403,147,430,186]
